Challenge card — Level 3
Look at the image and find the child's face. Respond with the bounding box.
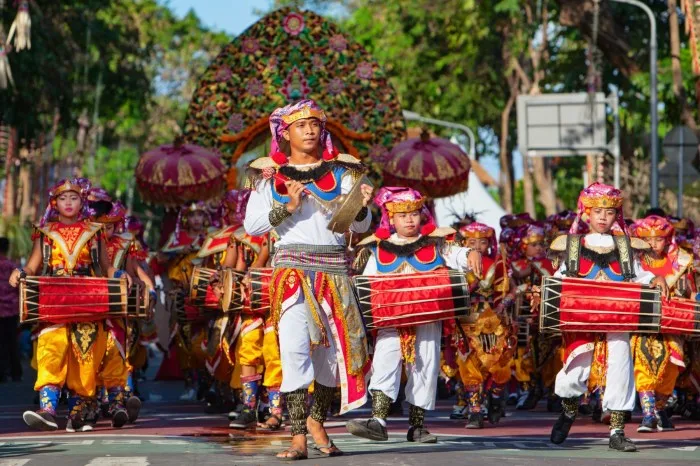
[646,236,668,256]
[589,208,617,234]
[392,210,421,238]
[55,191,82,219]
[466,237,490,255]
[104,223,115,239]
[187,211,206,231]
[525,241,545,259]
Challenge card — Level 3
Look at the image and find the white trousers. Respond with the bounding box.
[368,322,441,411]
[278,302,338,392]
[555,332,636,411]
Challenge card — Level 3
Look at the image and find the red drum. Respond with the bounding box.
[539,277,661,334]
[189,267,221,311]
[354,270,471,329]
[660,297,700,335]
[20,276,128,324]
[245,268,273,317]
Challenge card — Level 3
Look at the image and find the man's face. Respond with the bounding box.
[589,208,617,234]
[283,118,321,155]
[392,210,421,238]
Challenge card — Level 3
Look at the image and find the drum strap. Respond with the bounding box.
[564,235,582,277]
[612,235,635,279]
[91,237,103,277]
[40,233,50,275]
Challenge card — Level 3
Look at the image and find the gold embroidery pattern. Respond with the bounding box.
[71,322,98,362]
[567,235,580,274]
[614,236,631,273]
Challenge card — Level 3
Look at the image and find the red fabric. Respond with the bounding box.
[365,270,466,328]
[557,278,652,332]
[661,297,700,335]
[155,347,184,380]
[578,257,623,276]
[34,277,119,324]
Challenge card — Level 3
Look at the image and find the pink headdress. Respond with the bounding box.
[514,222,546,259]
[220,189,251,225]
[570,182,626,235]
[373,186,435,239]
[268,99,338,165]
[40,178,92,226]
[459,222,497,259]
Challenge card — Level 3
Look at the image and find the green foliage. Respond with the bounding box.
[0,216,32,261]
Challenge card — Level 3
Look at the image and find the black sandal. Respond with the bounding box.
[257,414,283,431]
[312,439,343,457]
[276,448,308,461]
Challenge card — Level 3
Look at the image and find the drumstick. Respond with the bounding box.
[273,172,312,197]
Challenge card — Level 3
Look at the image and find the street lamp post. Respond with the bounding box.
[610,0,658,206]
[402,110,477,159]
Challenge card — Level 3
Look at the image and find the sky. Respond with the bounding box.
[165,0,263,35]
[164,1,509,180]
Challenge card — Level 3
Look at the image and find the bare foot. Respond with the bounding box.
[307,417,342,455]
[276,434,307,459]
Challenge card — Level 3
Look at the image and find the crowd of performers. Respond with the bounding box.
[8,99,700,459]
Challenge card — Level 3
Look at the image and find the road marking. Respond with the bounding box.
[102,440,142,445]
[0,460,31,466]
[85,457,149,465]
[147,440,189,445]
[672,446,698,452]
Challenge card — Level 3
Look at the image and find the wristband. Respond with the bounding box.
[269,205,292,227]
[16,268,26,279]
[354,206,368,222]
[114,270,126,279]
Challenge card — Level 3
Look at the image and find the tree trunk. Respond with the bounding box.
[521,154,536,216]
[18,158,33,224]
[3,127,18,218]
[499,95,515,212]
[531,156,557,216]
[668,0,697,129]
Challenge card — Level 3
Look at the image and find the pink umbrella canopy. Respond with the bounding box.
[135,139,226,208]
[382,131,471,198]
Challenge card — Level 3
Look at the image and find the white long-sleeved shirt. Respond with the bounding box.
[552,233,655,284]
[244,167,371,246]
[362,233,471,275]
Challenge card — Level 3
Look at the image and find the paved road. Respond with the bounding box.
[1,366,699,465]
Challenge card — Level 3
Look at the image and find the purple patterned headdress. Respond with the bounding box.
[220,189,251,225]
[40,178,93,226]
[268,99,337,165]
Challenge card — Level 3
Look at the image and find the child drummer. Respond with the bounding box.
[8,179,131,432]
[346,187,481,443]
[547,183,668,452]
[629,215,696,433]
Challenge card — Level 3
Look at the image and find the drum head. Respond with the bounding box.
[221,269,233,312]
[189,266,203,300]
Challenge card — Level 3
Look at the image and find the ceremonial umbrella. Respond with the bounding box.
[382,131,471,198]
[135,138,226,208]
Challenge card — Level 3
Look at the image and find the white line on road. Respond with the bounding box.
[0,460,31,466]
[85,457,150,466]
